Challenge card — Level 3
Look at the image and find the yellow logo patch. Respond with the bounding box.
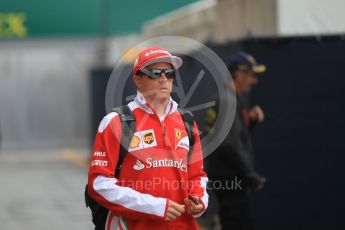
[130,135,140,148]
[175,130,182,140]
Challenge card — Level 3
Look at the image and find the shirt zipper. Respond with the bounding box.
[161,121,169,148]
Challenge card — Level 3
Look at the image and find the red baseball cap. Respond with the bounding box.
[133,46,183,74]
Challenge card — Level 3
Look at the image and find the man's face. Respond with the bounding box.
[133,62,174,102]
[234,68,258,94]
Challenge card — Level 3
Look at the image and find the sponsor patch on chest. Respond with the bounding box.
[174,128,189,151]
[128,129,157,152]
[133,158,188,172]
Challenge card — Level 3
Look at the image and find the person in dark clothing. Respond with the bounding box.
[205,52,267,230]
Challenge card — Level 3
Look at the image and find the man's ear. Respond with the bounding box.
[233,70,243,82]
[133,75,141,90]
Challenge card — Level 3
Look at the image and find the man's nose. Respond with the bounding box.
[160,73,168,81]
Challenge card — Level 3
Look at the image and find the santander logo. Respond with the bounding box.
[133,158,187,172]
[133,159,145,170]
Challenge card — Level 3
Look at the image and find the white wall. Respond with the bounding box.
[278,0,345,36]
[0,39,102,150]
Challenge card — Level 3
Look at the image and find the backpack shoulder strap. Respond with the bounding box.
[112,105,136,177]
[178,108,195,163]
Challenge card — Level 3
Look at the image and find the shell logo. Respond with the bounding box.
[130,135,140,148]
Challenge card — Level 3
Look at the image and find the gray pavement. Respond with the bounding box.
[0,149,93,230]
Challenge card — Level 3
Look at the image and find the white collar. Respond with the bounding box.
[134,91,178,121]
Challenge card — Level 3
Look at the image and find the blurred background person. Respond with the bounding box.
[204,52,267,230]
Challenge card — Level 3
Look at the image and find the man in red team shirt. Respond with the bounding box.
[87,46,209,229]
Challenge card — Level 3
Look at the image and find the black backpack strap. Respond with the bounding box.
[112,105,136,177]
[178,109,195,163]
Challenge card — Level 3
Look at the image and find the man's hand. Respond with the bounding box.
[254,177,266,191]
[248,105,265,123]
[249,174,266,191]
[165,200,185,221]
[184,195,204,215]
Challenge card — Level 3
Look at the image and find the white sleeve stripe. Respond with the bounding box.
[93,176,167,217]
[106,212,118,230]
[193,176,209,218]
[98,112,118,133]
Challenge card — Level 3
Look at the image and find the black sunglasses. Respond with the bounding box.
[137,68,175,79]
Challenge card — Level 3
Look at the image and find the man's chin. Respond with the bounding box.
[145,90,171,103]
[153,93,170,102]
[244,86,253,93]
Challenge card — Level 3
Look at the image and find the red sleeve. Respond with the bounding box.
[187,122,209,218]
[87,112,167,220]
